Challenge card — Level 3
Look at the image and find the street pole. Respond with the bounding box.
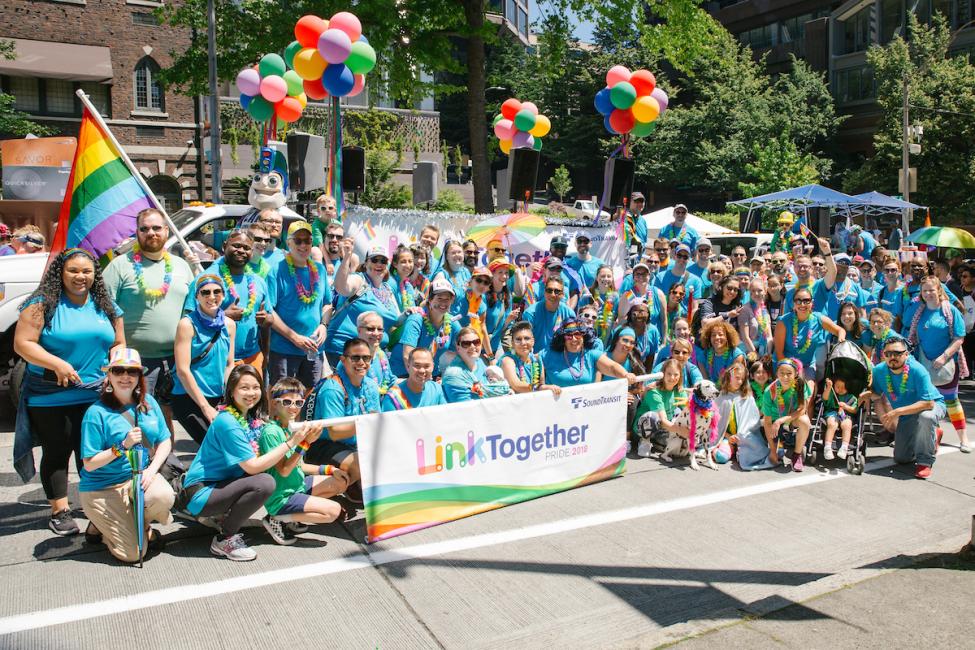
[901,74,911,234]
[207,0,222,204]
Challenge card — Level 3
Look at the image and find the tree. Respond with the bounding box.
[842,14,975,224]
[550,165,572,201]
[737,134,821,198]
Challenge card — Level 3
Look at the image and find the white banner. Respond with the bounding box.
[356,379,628,542]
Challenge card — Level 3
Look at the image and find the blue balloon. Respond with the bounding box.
[358,35,369,45]
[603,115,618,135]
[594,87,614,116]
[240,93,252,109]
[322,63,355,97]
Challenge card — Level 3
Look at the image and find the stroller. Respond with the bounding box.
[804,341,872,475]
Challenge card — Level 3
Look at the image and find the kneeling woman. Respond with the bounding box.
[79,349,174,563]
[258,377,351,546]
[181,365,309,561]
[759,358,812,471]
[543,319,637,387]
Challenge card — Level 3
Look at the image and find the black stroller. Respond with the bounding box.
[804,341,873,475]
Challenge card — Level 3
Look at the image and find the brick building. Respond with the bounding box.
[0,0,201,210]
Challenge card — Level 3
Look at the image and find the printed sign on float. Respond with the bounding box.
[356,380,628,542]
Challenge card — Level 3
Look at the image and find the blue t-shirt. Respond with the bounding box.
[79,396,170,492]
[183,411,258,515]
[185,259,269,358]
[324,274,400,355]
[266,257,332,356]
[895,282,961,335]
[652,358,703,388]
[653,269,703,308]
[913,304,965,362]
[778,311,828,368]
[858,231,877,258]
[658,221,700,250]
[381,381,447,411]
[812,277,870,321]
[564,254,604,290]
[26,295,119,407]
[390,312,458,377]
[687,261,709,280]
[441,357,490,403]
[523,301,576,353]
[871,357,945,410]
[542,347,604,387]
[311,365,381,447]
[694,345,744,381]
[263,247,285,268]
[484,293,512,353]
[434,266,472,315]
[172,315,231,398]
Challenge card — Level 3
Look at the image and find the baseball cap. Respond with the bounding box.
[750,256,765,265]
[633,262,651,273]
[859,258,876,268]
[488,258,514,274]
[366,245,388,260]
[545,257,564,269]
[675,244,691,255]
[631,192,645,202]
[471,266,491,278]
[575,232,591,242]
[287,221,313,237]
[550,235,569,247]
[696,238,712,250]
[674,203,688,212]
[834,253,852,265]
[430,278,456,296]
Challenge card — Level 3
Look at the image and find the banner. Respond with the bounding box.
[356,379,628,542]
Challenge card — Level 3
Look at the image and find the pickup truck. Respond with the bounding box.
[0,203,301,414]
[565,200,610,220]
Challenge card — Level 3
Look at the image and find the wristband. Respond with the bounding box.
[298,441,311,451]
[320,464,334,476]
[110,444,124,458]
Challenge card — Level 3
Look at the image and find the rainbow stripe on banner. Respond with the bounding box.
[50,107,153,259]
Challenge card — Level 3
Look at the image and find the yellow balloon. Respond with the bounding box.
[631,95,660,123]
[295,92,307,109]
[499,139,512,154]
[529,114,551,137]
[293,47,326,81]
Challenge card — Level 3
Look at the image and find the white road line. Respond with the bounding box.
[0,449,957,636]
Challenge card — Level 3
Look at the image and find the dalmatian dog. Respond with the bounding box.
[665,380,720,471]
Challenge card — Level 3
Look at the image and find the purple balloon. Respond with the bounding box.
[318,28,353,64]
[651,87,669,113]
[236,68,261,96]
[511,130,534,149]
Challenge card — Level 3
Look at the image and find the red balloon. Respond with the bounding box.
[630,69,657,96]
[609,108,635,134]
[501,98,522,120]
[295,15,328,48]
[303,78,329,100]
[275,97,303,123]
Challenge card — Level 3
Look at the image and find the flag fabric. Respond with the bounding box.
[50,107,154,260]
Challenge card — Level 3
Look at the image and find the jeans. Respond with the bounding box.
[894,404,947,467]
[268,352,322,390]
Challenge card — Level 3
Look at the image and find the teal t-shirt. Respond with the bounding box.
[759,381,813,419]
[441,357,489,402]
[870,357,946,410]
[381,381,447,411]
[778,311,827,368]
[324,273,400,355]
[542,347,604,387]
[266,256,332,356]
[564,254,605,290]
[311,366,381,447]
[390,312,457,377]
[523,301,576,353]
[183,411,258,515]
[79,396,170,492]
[258,421,305,516]
[185,258,269,358]
[171,315,231,398]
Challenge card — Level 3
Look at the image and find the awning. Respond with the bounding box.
[0,38,113,84]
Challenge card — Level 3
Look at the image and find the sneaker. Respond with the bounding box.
[961,443,972,454]
[936,428,944,452]
[286,521,309,534]
[792,455,804,472]
[49,509,80,536]
[836,445,848,460]
[823,445,834,461]
[262,515,296,546]
[915,464,932,479]
[210,533,257,561]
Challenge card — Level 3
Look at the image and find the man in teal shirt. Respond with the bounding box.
[382,348,447,411]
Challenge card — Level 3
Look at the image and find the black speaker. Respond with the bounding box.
[412,161,439,205]
[286,133,325,192]
[342,146,365,193]
[808,207,831,238]
[507,148,539,202]
[602,157,634,211]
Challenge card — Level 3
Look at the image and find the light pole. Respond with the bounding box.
[207,0,222,204]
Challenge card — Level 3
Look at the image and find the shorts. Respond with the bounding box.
[276,476,315,515]
[777,426,796,447]
[143,356,175,405]
[305,438,355,467]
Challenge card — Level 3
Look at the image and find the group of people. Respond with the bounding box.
[11,199,970,564]
[0,223,47,256]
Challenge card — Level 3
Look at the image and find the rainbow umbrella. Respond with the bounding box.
[466,212,547,247]
[906,226,975,249]
[127,443,146,568]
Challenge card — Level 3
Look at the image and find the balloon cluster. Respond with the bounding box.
[593,66,669,137]
[492,98,551,154]
[236,53,308,124]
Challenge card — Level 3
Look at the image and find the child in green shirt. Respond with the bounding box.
[822,377,858,461]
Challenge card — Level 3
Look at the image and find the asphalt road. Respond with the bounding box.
[1,395,973,650]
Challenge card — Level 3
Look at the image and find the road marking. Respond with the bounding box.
[0,449,958,635]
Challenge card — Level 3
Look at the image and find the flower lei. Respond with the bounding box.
[791,314,815,354]
[423,310,452,355]
[285,254,320,304]
[564,350,588,381]
[374,348,393,395]
[132,243,172,300]
[596,291,618,337]
[398,277,416,311]
[687,391,718,453]
[220,261,257,317]
[752,301,770,337]
[885,361,910,403]
[515,352,541,388]
[772,380,793,416]
[221,404,263,455]
[706,347,732,377]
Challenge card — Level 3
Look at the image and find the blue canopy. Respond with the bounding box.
[726,184,858,209]
[850,191,924,212]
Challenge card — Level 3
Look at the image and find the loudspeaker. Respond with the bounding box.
[602,157,634,211]
[412,161,439,205]
[507,148,540,202]
[495,169,511,211]
[341,146,365,193]
[286,133,325,192]
[808,207,831,238]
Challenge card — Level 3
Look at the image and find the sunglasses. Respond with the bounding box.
[138,225,165,233]
[275,398,306,408]
[109,367,141,377]
[563,330,584,339]
[292,238,313,246]
[490,247,507,253]
[346,354,373,364]
[199,288,224,297]
[576,239,590,244]
[545,288,563,295]
[884,349,908,358]
[884,268,899,273]
[812,262,826,267]
[251,236,271,244]
[676,254,690,260]
[326,234,343,240]
[672,349,690,356]
[579,312,596,319]
[473,277,491,285]
[698,247,711,253]
[726,286,740,292]
[795,298,813,304]
[369,257,389,265]
[654,248,668,254]
[458,339,481,348]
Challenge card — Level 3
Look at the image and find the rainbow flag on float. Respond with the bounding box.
[49,106,155,260]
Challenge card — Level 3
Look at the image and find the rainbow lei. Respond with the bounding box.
[285,254,320,304]
[246,257,270,278]
[221,404,263,455]
[423,311,452,355]
[791,314,815,354]
[220,262,257,316]
[596,291,618,337]
[399,277,416,311]
[773,380,792,416]
[885,362,910,403]
[707,347,732,377]
[132,244,172,300]
[514,352,542,388]
[752,301,770,337]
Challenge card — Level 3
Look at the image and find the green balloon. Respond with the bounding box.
[283,70,304,96]
[532,137,543,151]
[610,81,637,110]
[345,41,377,74]
[247,96,274,121]
[514,108,536,132]
[284,41,302,69]
[259,53,286,78]
[492,113,504,127]
[631,120,657,137]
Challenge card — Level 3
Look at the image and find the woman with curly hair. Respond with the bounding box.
[695,319,744,384]
[13,247,126,536]
[543,318,637,387]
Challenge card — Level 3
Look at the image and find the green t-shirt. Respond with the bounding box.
[311,218,331,247]
[102,251,194,359]
[258,421,305,516]
[825,391,858,413]
[632,386,685,433]
[759,381,813,419]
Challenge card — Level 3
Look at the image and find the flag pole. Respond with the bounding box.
[74,89,203,274]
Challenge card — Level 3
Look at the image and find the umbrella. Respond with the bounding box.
[466,212,547,247]
[906,226,975,249]
[127,408,146,568]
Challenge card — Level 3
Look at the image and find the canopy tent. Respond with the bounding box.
[642,206,734,239]
[850,191,925,215]
[726,184,858,210]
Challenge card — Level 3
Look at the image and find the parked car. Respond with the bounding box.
[566,200,610,220]
[706,232,774,258]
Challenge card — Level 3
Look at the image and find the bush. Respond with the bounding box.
[428,188,470,212]
[696,211,741,231]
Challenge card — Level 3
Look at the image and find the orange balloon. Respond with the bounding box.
[275,97,303,123]
[303,78,328,100]
[295,15,328,48]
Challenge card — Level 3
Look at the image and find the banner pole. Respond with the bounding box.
[74,89,203,274]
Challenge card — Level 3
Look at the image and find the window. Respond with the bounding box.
[136,125,165,138]
[519,8,529,36]
[46,79,76,114]
[738,24,774,49]
[506,0,516,22]
[80,82,111,115]
[882,0,904,43]
[132,12,159,25]
[833,66,876,104]
[134,57,164,112]
[842,7,872,54]
[8,77,40,112]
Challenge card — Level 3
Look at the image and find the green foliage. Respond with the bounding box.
[842,14,975,225]
[695,211,740,230]
[0,39,14,60]
[428,188,470,212]
[360,148,410,209]
[0,93,55,138]
[738,134,822,198]
[550,165,572,201]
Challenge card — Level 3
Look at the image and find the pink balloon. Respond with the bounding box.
[493,118,515,140]
[606,65,631,88]
[520,101,539,115]
[329,11,362,41]
[349,74,366,97]
[236,68,261,96]
[259,75,288,103]
[511,130,534,149]
[318,28,352,64]
[651,87,669,113]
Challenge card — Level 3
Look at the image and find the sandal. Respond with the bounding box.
[84,524,103,545]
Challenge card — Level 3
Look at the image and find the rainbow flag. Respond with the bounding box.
[363,218,377,240]
[50,107,154,260]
